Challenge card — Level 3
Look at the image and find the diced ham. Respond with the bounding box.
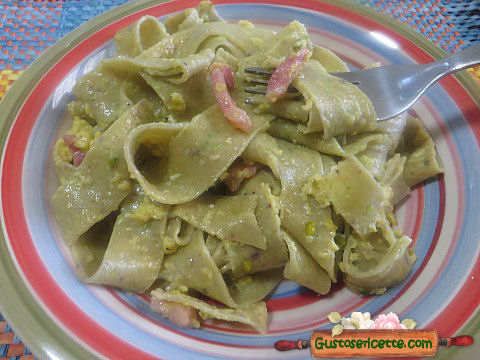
[63,134,84,166]
[63,134,80,153]
[209,62,252,133]
[266,46,309,103]
[225,161,260,192]
[72,151,85,167]
[218,63,235,90]
[151,298,200,328]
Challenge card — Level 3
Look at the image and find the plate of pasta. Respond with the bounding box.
[0,0,479,359]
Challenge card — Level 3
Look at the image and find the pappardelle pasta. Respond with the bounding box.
[52,1,443,333]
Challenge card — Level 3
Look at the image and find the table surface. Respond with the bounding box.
[0,0,479,359]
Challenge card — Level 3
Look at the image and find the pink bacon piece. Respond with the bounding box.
[209,63,252,133]
[225,161,260,192]
[151,298,200,328]
[63,134,85,166]
[63,134,80,153]
[72,151,85,167]
[266,46,309,103]
[221,63,235,90]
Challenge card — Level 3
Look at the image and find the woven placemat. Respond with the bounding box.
[0,0,478,71]
[0,313,34,359]
[0,0,479,359]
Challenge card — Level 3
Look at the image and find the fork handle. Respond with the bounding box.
[438,43,480,74]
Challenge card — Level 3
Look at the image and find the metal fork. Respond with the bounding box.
[245,44,480,121]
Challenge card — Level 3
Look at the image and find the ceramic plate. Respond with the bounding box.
[0,0,479,359]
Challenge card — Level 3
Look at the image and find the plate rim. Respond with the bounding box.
[0,0,478,359]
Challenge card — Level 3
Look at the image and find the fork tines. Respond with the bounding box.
[244,66,299,95]
[244,67,274,76]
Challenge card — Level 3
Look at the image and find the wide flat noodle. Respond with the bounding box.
[102,48,215,85]
[307,156,386,236]
[320,154,337,175]
[201,36,246,60]
[151,289,267,333]
[165,8,202,34]
[158,229,236,307]
[267,118,345,156]
[341,113,406,178]
[282,231,331,295]
[343,134,385,156]
[341,227,415,295]
[242,133,282,178]
[70,213,116,283]
[226,172,288,277]
[115,16,169,57]
[276,140,338,280]
[244,20,311,70]
[172,21,273,58]
[164,0,223,35]
[340,113,407,178]
[196,0,224,22]
[353,134,393,179]
[375,112,407,156]
[173,194,266,249]
[71,66,163,130]
[261,100,309,124]
[280,191,338,281]
[72,64,132,130]
[72,192,167,292]
[124,104,269,205]
[381,154,410,206]
[205,234,229,270]
[161,218,191,255]
[228,268,283,305]
[52,101,153,244]
[142,69,215,122]
[293,60,377,138]
[242,134,338,279]
[54,161,75,184]
[400,116,444,186]
[136,36,176,61]
[311,44,349,73]
[121,76,164,120]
